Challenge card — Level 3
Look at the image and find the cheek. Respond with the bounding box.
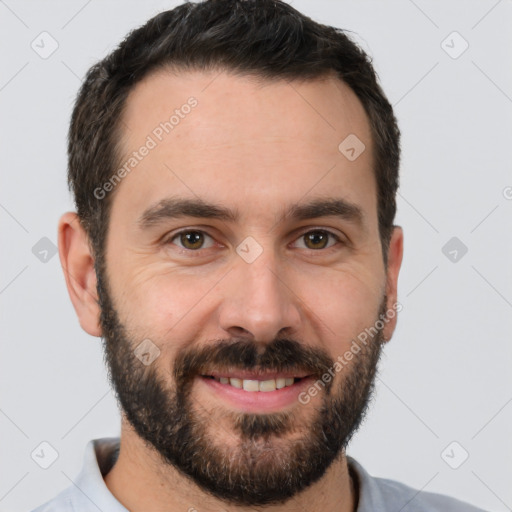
[294,265,382,353]
[115,262,223,344]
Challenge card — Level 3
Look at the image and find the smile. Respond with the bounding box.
[199,372,314,412]
[204,375,303,392]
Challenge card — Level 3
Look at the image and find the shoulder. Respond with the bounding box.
[29,486,75,512]
[28,437,123,512]
[348,457,489,512]
[369,475,488,512]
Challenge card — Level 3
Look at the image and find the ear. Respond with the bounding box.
[382,226,404,343]
[58,212,102,337]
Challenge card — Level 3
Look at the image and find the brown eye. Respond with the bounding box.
[295,230,339,250]
[181,231,204,249]
[170,230,214,250]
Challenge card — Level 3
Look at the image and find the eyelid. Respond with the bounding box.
[290,227,344,250]
[166,228,218,252]
[293,226,344,239]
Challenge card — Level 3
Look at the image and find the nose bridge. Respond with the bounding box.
[218,246,301,341]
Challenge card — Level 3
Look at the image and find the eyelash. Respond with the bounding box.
[165,228,345,255]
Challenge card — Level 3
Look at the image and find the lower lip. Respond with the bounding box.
[198,376,314,412]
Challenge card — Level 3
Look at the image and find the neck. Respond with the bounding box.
[104,421,357,512]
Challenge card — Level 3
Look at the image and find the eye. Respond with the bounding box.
[166,228,342,253]
[293,229,341,250]
[168,230,216,250]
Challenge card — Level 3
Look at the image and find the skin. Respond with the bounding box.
[59,69,403,512]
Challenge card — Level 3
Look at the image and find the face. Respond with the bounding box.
[94,70,400,505]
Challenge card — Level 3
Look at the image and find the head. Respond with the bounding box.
[59,0,403,506]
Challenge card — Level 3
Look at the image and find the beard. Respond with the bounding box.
[96,263,386,506]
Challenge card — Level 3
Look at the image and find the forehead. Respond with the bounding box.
[113,69,376,228]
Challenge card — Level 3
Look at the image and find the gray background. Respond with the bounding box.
[1,1,511,511]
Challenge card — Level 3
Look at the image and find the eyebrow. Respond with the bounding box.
[137,196,365,230]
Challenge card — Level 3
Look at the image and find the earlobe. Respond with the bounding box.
[58,212,102,337]
[382,226,404,343]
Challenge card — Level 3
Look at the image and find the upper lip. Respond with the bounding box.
[204,371,311,380]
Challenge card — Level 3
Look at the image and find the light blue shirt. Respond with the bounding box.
[30,437,488,512]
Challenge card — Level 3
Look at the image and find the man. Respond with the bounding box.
[31,1,486,511]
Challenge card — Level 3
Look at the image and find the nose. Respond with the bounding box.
[217,252,302,344]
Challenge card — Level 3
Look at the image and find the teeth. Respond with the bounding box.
[243,379,260,392]
[215,376,298,392]
[259,379,276,392]
[229,377,243,389]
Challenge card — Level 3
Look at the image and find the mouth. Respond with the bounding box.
[203,374,306,392]
[198,371,315,412]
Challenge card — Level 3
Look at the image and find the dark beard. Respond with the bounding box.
[96,262,385,506]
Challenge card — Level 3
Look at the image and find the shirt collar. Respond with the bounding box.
[74,438,127,512]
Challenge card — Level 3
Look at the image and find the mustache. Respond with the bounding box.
[173,338,335,384]
[173,339,334,389]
